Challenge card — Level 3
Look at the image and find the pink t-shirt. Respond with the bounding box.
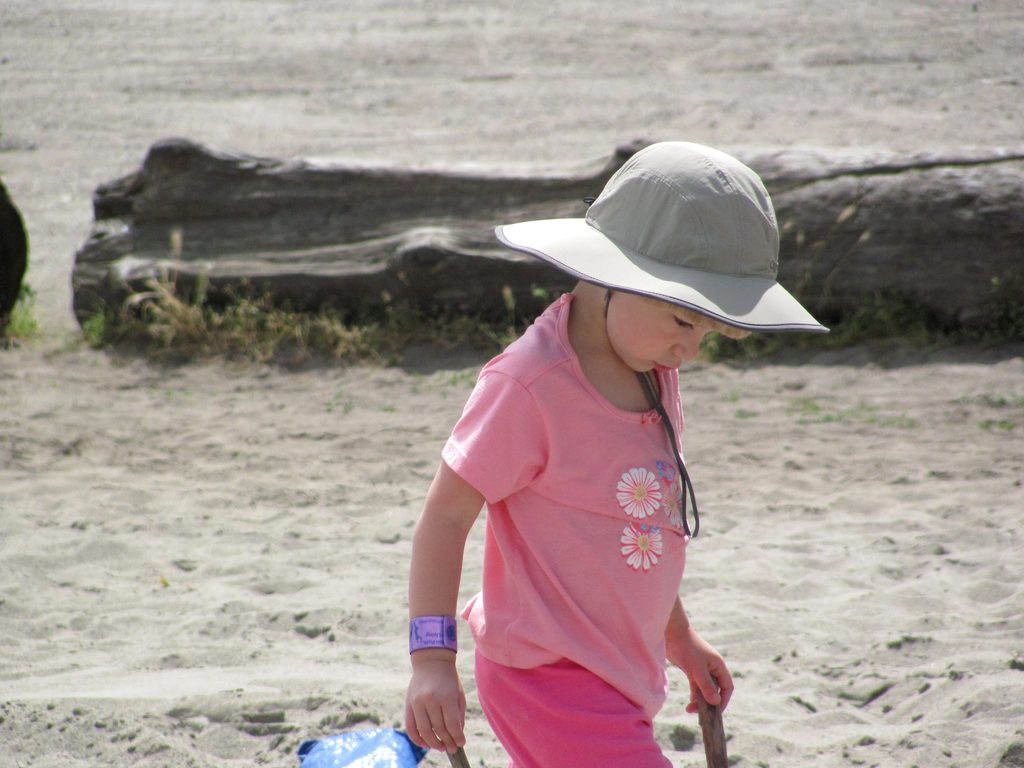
[442,293,691,718]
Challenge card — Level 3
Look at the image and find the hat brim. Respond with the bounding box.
[496,219,828,333]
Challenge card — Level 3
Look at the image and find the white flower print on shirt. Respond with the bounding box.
[616,467,662,519]
[620,523,664,571]
[656,460,684,529]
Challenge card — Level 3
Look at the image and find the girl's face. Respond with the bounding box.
[605,292,709,372]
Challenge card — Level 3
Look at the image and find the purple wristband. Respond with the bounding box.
[409,615,458,654]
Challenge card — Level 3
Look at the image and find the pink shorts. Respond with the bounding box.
[475,651,671,768]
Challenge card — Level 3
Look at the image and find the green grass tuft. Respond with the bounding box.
[4,284,40,341]
[80,277,1022,366]
[700,288,1023,362]
[80,276,519,365]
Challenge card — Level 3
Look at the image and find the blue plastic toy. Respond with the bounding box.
[298,728,427,768]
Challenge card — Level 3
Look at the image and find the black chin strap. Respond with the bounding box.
[637,371,700,538]
[606,289,699,535]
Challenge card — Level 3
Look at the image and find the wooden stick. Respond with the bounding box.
[696,690,728,768]
[446,746,471,768]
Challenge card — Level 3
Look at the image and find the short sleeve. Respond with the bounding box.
[442,370,548,504]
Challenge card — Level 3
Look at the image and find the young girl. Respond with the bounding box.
[404,142,826,767]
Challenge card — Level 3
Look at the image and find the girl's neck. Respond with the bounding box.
[567,283,652,412]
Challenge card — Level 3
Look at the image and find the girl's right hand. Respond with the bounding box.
[405,649,467,753]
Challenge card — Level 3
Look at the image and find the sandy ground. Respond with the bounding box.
[1,1,1023,766]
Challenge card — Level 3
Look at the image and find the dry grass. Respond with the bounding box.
[3,285,40,342]
[80,276,518,365]
[78,275,1022,366]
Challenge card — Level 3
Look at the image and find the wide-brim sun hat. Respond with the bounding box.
[496,141,827,333]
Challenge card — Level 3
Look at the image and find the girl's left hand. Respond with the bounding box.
[666,624,734,713]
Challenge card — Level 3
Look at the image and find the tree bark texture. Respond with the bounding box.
[71,138,1024,331]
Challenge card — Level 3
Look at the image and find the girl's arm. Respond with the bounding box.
[404,460,485,753]
[665,595,734,713]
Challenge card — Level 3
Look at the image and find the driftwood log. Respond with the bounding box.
[72,138,1024,331]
